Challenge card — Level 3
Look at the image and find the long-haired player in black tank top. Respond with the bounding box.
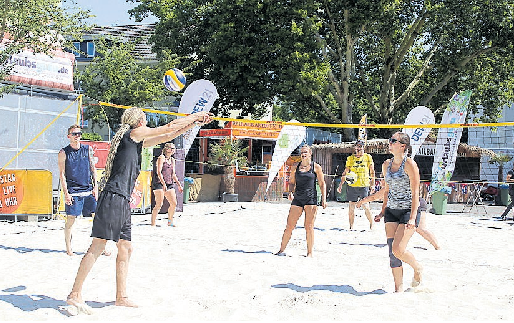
[275,145,326,257]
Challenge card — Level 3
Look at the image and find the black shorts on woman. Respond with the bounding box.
[384,207,421,227]
[152,182,174,191]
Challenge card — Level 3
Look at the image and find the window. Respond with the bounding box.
[72,42,80,57]
[86,42,95,57]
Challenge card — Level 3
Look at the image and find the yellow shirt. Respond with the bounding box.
[345,154,373,187]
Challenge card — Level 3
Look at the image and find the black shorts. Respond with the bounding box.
[291,194,317,208]
[152,182,174,190]
[91,191,132,242]
[384,207,421,227]
[346,186,370,202]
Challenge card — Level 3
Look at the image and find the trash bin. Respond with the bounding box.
[500,184,511,206]
[432,191,448,215]
[334,178,347,202]
[183,177,194,204]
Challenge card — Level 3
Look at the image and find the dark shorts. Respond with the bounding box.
[152,182,174,191]
[346,186,370,202]
[291,195,317,208]
[91,191,131,242]
[65,194,97,217]
[384,207,421,227]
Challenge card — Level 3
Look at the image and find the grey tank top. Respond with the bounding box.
[385,156,412,209]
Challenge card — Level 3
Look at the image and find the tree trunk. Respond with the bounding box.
[223,166,235,194]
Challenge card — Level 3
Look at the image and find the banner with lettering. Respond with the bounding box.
[403,106,435,158]
[178,80,219,158]
[358,114,367,143]
[266,120,306,192]
[430,90,472,194]
[0,170,52,215]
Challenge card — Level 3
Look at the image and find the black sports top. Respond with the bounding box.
[294,161,317,201]
[103,130,143,199]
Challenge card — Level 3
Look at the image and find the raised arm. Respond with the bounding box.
[132,112,213,147]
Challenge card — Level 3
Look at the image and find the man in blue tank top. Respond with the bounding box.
[58,125,101,256]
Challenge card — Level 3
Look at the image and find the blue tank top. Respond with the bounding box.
[385,156,412,209]
[63,144,92,194]
[294,161,317,201]
[103,130,143,199]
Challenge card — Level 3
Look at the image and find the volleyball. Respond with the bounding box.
[163,68,186,92]
[345,171,357,185]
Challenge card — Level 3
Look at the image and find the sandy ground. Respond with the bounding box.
[0,200,513,321]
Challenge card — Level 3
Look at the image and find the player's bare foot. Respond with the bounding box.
[66,251,75,256]
[101,250,111,256]
[115,297,138,307]
[412,266,423,287]
[67,293,93,315]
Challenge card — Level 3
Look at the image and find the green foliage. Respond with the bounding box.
[81,132,103,141]
[132,0,514,141]
[208,139,249,169]
[78,38,182,130]
[1,0,91,88]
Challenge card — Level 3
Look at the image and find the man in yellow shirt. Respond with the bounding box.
[337,140,375,229]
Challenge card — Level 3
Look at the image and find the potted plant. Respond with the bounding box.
[489,153,513,205]
[208,138,248,201]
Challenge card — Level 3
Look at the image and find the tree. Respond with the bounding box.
[208,139,248,194]
[1,0,90,95]
[132,0,514,140]
[78,38,182,131]
[489,153,513,183]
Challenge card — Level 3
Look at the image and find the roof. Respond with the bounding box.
[312,139,497,158]
[88,24,156,60]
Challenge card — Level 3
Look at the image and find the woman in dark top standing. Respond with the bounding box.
[66,107,212,313]
[151,142,183,227]
[275,145,326,257]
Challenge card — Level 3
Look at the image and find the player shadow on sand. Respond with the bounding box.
[222,249,273,254]
[272,283,386,296]
[0,244,84,255]
[0,286,112,316]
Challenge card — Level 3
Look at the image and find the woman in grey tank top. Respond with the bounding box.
[380,132,423,292]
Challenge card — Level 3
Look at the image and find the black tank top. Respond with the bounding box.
[294,161,317,201]
[103,130,143,199]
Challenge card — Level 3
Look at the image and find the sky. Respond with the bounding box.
[64,0,157,26]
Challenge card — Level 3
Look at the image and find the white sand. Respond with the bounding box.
[1,201,513,320]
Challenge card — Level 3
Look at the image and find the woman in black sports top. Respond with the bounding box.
[275,145,326,257]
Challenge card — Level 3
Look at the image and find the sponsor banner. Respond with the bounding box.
[266,120,306,191]
[0,170,52,215]
[2,42,75,91]
[430,90,472,194]
[403,106,435,158]
[198,121,282,140]
[178,80,219,158]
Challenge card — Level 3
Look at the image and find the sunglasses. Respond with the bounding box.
[389,138,403,144]
[70,132,82,137]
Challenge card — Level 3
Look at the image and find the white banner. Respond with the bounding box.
[4,49,75,91]
[266,120,306,191]
[178,80,219,157]
[403,106,435,158]
[430,90,472,194]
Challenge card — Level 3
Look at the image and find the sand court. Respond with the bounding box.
[0,201,513,320]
